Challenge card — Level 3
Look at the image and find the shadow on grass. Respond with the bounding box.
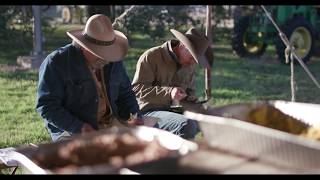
[0,45,32,66]
[0,70,38,81]
[201,43,320,104]
[5,91,31,98]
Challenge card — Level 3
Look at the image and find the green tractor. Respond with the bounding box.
[231,5,320,63]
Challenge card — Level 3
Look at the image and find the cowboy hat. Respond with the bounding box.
[170,28,211,68]
[66,14,129,62]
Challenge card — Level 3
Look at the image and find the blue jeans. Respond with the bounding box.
[143,110,200,139]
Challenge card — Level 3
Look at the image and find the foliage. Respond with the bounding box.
[114,5,196,42]
[86,5,112,18]
[0,6,33,44]
[211,6,232,27]
[75,6,86,24]
[0,6,57,53]
[232,5,259,22]
[111,5,240,44]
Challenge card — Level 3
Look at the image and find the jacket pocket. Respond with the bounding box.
[64,79,96,108]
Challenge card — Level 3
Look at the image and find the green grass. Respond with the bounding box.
[210,44,320,105]
[0,70,50,148]
[1,25,320,166]
[0,42,32,65]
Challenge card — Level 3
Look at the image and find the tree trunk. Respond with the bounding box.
[32,5,43,55]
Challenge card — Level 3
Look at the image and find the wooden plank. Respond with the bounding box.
[178,149,248,173]
[177,147,317,174]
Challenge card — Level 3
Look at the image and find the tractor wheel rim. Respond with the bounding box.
[243,31,264,54]
[290,27,312,59]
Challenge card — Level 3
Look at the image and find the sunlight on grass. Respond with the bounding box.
[0,71,50,148]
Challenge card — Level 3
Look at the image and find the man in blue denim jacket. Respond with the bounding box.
[36,14,143,141]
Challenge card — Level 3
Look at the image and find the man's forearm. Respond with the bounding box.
[37,103,84,134]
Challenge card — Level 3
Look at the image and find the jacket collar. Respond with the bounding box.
[162,40,181,69]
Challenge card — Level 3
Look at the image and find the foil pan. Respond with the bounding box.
[184,100,320,171]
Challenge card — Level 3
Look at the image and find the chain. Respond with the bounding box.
[290,54,296,101]
[260,5,320,102]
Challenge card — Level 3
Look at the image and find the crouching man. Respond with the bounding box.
[132,27,212,139]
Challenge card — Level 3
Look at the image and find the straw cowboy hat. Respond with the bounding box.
[170,27,211,68]
[66,14,129,62]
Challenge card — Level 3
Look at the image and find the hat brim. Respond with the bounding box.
[170,29,210,69]
[67,29,129,62]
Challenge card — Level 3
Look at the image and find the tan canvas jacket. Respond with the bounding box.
[132,40,196,112]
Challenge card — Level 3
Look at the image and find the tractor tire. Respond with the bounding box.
[231,16,267,58]
[275,17,315,64]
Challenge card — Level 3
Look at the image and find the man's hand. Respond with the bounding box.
[81,123,96,134]
[185,95,198,102]
[171,87,187,101]
[127,118,144,126]
[126,113,144,126]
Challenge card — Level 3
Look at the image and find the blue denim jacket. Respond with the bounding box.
[36,44,140,141]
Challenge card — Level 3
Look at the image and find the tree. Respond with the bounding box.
[0,6,57,52]
[0,6,33,48]
[86,5,114,20]
[114,5,196,42]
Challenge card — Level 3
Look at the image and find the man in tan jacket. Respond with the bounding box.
[132,27,211,139]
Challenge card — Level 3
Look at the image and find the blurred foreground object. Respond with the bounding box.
[184,100,320,171]
[1,126,197,174]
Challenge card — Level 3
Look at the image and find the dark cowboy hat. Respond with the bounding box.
[170,27,210,68]
[66,14,129,62]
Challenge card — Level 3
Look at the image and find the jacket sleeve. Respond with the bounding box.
[132,52,173,105]
[36,56,84,134]
[186,65,197,97]
[116,62,141,120]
